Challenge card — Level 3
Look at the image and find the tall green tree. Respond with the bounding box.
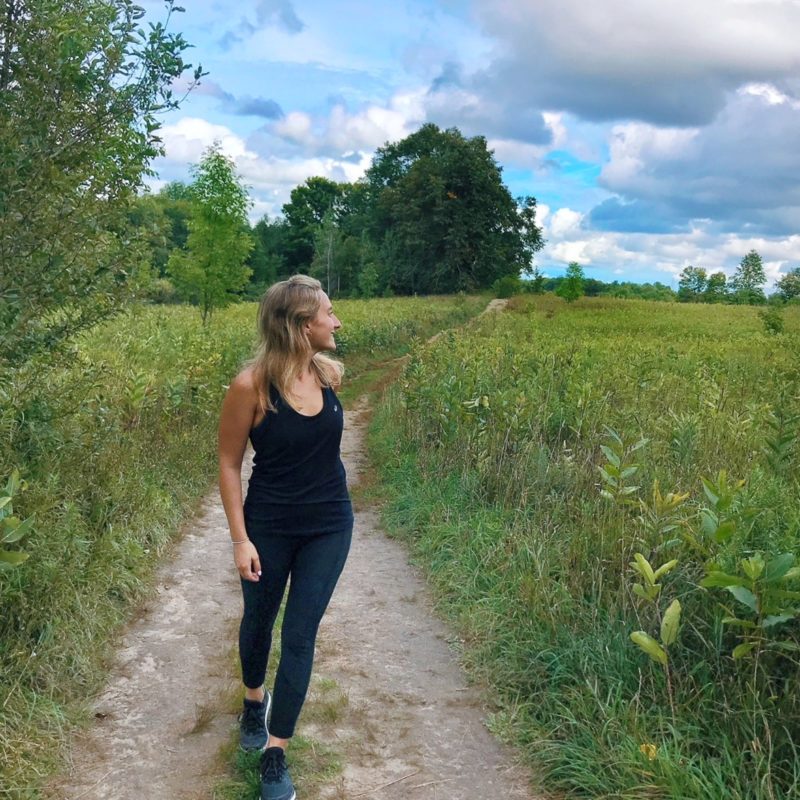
[527,267,546,294]
[364,124,544,294]
[704,272,728,303]
[776,267,800,301]
[677,266,707,302]
[252,216,289,285]
[731,249,767,305]
[556,262,585,303]
[282,176,345,272]
[0,0,199,366]
[167,145,253,324]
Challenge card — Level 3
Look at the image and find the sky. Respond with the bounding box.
[144,0,800,286]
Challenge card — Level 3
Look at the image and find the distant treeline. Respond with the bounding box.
[540,275,678,301]
[132,123,544,301]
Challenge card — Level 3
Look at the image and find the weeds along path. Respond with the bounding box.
[49,297,536,799]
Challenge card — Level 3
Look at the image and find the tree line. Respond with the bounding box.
[132,123,546,313]
[677,252,800,304]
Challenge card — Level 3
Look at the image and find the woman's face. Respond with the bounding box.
[305,290,341,353]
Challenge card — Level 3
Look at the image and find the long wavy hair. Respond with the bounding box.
[248,275,343,413]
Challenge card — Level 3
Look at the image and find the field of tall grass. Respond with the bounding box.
[370,295,800,799]
[0,294,484,798]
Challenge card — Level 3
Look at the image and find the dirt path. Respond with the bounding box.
[49,297,539,800]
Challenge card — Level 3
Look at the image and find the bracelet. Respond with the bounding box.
[231,539,250,545]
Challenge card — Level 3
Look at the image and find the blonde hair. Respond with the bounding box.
[248,275,344,413]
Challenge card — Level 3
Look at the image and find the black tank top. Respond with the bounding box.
[243,383,353,536]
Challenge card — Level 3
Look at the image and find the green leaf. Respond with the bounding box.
[600,445,620,468]
[727,586,758,613]
[653,559,679,580]
[767,641,800,653]
[732,642,757,660]
[714,520,737,543]
[771,589,800,601]
[598,464,620,481]
[722,616,757,629]
[762,614,796,628]
[701,571,747,589]
[620,466,639,479]
[0,496,11,511]
[0,550,29,566]
[632,583,649,600]
[741,554,765,581]
[660,599,681,646]
[782,567,800,581]
[0,516,33,544]
[632,553,656,586]
[764,553,795,583]
[701,477,720,506]
[700,509,718,537]
[630,631,668,665]
[6,469,21,495]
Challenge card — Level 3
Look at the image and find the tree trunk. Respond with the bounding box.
[0,0,19,92]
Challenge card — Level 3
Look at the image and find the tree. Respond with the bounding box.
[556,262,585,303]
[776,267,800,301]
[167,145,253,324]
[527,267,546,294]
[364,124,544,294]
[252,216,289,284]
[677,266,707,302]
[311,211,339,295]
[282,177,345,272]
[0,0,199,367]
[704,272,728,303]
[731,250,766,305]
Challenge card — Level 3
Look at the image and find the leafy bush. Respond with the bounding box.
[491,275,523,298]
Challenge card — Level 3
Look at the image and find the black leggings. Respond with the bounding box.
[239,526,352,739]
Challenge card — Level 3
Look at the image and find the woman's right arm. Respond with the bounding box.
[218,371,262,582]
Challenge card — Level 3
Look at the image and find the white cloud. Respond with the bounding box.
[155,116,376,221]
[264,90,426,157]
[160,117,254,163]
[548,208,584,238]
[602,124,699,189]
[273,111,315,145]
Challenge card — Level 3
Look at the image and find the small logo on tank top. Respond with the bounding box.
[334,404,338,412]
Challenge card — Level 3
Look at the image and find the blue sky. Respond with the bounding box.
[145,0,800,286]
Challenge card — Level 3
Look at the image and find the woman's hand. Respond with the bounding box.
[234,541,262,582]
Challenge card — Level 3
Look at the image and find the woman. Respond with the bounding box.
[218,275,352,800]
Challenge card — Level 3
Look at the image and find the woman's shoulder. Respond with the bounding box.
[229,367,260,403]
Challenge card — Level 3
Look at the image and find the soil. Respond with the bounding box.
[48,298,541,800]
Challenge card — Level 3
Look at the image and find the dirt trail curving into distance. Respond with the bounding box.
[49,297,541,799]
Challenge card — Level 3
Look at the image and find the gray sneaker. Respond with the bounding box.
[260,746,296,800]
[239,691,271,752]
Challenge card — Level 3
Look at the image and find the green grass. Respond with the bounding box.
[368,295,800,799]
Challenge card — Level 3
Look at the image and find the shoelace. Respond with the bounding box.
[241,704,264,735]
[261,750,287,783]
